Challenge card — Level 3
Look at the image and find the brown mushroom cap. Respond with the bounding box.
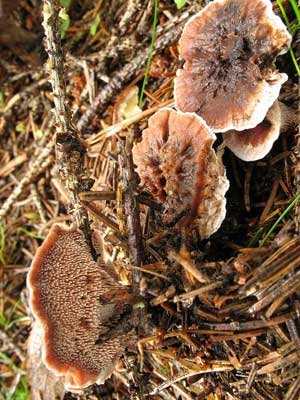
[223,100,281,161]
[27,225,135,392]
[132,108,229,238]
[174,0,291,132]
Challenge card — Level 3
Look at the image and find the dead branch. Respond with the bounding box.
[119,134,144,271]
[43,0,94,250]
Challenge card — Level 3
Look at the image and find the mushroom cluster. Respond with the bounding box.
[133,0,292,236]
[27,225,135,392]
[174,0,292,161]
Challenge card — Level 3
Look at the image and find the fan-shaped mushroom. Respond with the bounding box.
[223,101,297,161]
[174,0,291,132]
[132,108,229,238]
[27,224,135,393]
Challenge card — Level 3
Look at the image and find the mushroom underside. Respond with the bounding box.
[223,100,282,161]
[27,225,135,392]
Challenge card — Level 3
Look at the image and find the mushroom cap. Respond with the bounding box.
[196,145,229,238]
[132,108,229,238]
[27,224,135,392]
[223,100,281,161]
[174,0,291,132]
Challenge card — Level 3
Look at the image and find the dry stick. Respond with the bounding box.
[0,144,54,220]
[119,134,145,345]
[119,135,144,286]
[293,21,300,232]
[119,0,145,34]
[77,23,183,132]
[31,184,47,224]
[43,0,94,251]
[283,375,300,400]
[87,4,199,74]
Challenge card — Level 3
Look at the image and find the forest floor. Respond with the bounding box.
[0,0,300,399]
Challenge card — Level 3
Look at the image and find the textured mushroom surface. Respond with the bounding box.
[27,225,134,392]
[175,0,291,132]
[223,101,281,161]
[132,108,229,238]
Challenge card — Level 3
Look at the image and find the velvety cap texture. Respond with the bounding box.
[132,108,229,238]
[175,0,291,132]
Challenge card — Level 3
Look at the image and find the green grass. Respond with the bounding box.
[259,193,300,248]
[0,299,30,330]
[59,0,71,8]
[0,352,21,372]
[0,223,7,265]
[0,353,28,400]
[276,0,300,76]
[174,0,187,9]
[1,376,29,400]
[0,308,29,398]
[289,0,300,24]
[18,227,45,240]
[139,0,159,107]
[0,90,4,108]
[247,227,264,247]
[0,313,30,330]
[90,14,101,36]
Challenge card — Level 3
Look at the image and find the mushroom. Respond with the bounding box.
[223,101,297,161]
[174,0,291,132]
[27,224,135,393]
[132,108,229,238]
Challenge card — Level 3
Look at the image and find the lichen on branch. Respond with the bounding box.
[42,0,94,250]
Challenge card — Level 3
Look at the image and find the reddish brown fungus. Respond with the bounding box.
[223,101,297,161]
[223,101,280,161]
[132,108,229,238]
[27,224,135,392]
[174,0,291,132]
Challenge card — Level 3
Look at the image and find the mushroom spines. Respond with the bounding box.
[27,224,135,392]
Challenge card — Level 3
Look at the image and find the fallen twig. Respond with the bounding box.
[43,0,94,251]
